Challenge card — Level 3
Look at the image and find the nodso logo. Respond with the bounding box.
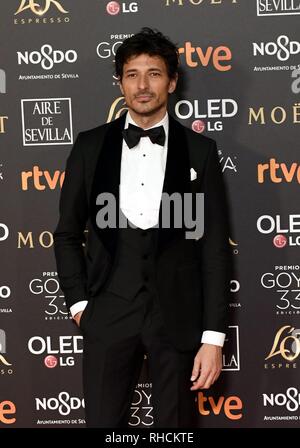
[253,35,300,62]
[35,392,84,416]
[17,45,77,70]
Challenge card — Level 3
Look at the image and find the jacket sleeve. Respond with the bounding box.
[53,132,89,310]
[198,140,231,334]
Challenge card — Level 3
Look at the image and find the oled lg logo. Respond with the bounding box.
[28,335,83,367]
[174,98,238,132]
[257,214,300,248]
[106,1,138,15]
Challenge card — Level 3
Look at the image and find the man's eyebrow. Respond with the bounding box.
[124,68,137,73]
[124,67,163,73]
[148,68,162,72]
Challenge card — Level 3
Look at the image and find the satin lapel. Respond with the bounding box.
[89,113,126,259]
[89,113,192,259]
[156,115,191,255]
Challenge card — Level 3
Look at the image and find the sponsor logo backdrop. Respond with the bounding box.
[1,0,299,427]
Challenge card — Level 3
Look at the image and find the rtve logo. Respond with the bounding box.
[21,166,65,190]
[0,401,16,425]
[198,392,243,419]
[178,42,232,71]
[258,159,300,184]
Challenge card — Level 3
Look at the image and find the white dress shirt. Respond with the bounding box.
[70,111,225,347]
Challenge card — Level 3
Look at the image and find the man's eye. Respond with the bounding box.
[151,72,160,76]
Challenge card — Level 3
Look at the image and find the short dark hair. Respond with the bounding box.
[115,27,179,80]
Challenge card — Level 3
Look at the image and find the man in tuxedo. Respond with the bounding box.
[53,28,231,428]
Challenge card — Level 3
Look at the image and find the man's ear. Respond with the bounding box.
[168,73,178,94]
[119,78,124,95]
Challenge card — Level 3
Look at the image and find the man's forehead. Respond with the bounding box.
[124,54,166,69]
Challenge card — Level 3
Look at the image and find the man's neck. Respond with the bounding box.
[128,108,167,129]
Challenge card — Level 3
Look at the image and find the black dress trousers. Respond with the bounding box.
[81,285,198,428]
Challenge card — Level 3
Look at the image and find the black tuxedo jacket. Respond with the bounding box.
[53,113,231,351]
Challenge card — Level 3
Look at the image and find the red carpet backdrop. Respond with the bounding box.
[0,0,300,428]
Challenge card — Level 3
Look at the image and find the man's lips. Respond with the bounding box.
[135,95,153,101]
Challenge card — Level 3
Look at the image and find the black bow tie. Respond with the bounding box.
[122,123,166,149]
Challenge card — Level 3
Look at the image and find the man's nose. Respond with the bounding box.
[137,75,149,90]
